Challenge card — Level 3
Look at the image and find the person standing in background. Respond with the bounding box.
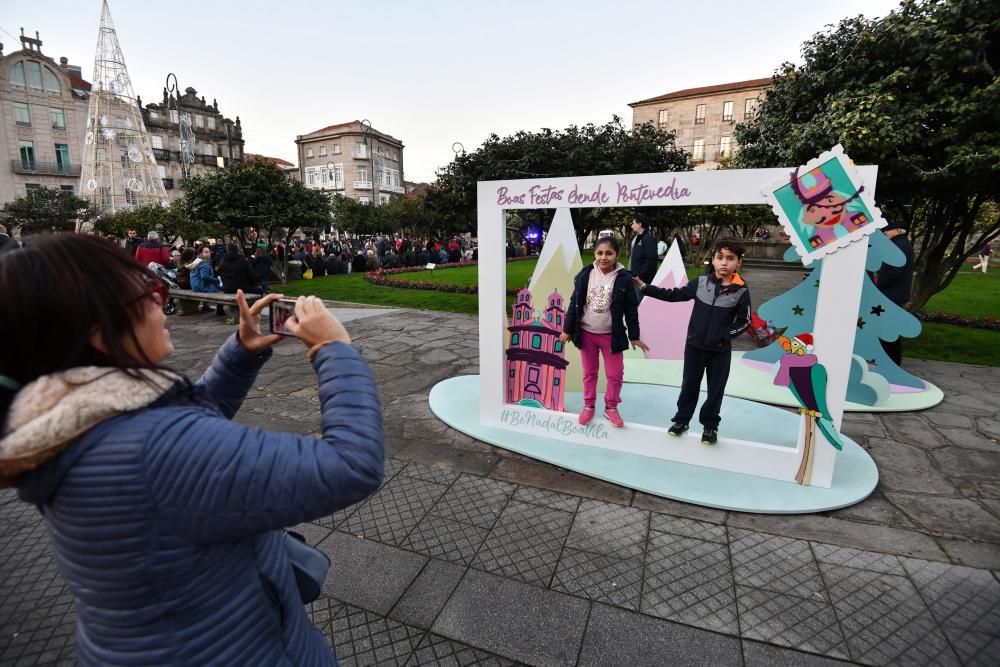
[971,241,992,274]
[875,225,915,365]
[628,212,657,302]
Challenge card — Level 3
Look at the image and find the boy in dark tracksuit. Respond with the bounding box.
[633,238,751,444]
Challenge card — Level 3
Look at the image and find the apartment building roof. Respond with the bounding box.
[298,120,403,145]
[629,77,773,107]
[246,153,295,168]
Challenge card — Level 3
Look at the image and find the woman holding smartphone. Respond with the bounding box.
[0,234,383,665]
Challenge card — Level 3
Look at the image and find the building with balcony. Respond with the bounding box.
[296,120,404,204]
[629,77,771,170]
[139,84,244,201]
[0,30,90,204]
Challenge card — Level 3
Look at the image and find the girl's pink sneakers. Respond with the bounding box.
[604,408,624,428]
[579,405,596,425]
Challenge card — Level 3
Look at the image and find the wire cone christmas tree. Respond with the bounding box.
[79,1,166,213]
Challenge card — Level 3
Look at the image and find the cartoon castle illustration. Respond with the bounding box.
[505,288,568,411]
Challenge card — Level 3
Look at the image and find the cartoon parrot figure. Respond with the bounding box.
[773,333,845,485]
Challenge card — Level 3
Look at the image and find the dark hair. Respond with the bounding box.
[632,211,648,228]
[180,247,196,263]
[713,238,745,259]
[594,236,620,253]
[0,233,183,426]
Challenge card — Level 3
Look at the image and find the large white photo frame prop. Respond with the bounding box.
[477,166,878,489]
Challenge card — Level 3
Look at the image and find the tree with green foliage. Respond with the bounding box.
[431,116,693,246]
[92,200,224,246]
[734,0,999,311]
[330,195,395,240]
[2,187,98,235]
[180,159,332,281]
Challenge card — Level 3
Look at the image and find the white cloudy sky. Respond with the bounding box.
[2,0,902,182]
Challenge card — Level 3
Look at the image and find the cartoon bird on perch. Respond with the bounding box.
[773,333,845,485]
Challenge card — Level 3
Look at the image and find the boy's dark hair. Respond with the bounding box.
[594,236,620,253]
[632,211,648,228]
[713,238,745,259]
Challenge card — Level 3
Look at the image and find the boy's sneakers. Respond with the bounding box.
[579,405,596,426]
[667,422,689,437]
[604,408,624,428]
[701,429,718,445]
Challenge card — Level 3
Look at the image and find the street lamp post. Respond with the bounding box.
[166,73,194,181]
[327,159,338,240]
[360,119,382,206]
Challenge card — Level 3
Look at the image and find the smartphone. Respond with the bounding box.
[269,300,296,336]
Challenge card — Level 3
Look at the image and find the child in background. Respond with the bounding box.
[561,237,649,428]
[633,238,751,444]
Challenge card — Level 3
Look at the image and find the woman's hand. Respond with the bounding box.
[632,276,646,291]
[559,332,571,343]
[236,291,285,354]
[631,339,650,352]
[285,296,351,347]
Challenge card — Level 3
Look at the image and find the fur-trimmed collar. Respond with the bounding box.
[0,368,180,486]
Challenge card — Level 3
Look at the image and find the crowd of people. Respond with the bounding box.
[121,229,481,294]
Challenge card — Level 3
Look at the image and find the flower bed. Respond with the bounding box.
[916,311,1000,331]
[364,256,534,296]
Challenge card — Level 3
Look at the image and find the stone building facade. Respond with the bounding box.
[0,31,90,204]
[139,85,244,201]
[296,121,404,204]
[630,77,771,170]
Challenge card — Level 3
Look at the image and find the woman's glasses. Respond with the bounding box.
[128,278,167,307]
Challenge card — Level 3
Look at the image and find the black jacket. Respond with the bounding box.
[217,253,260,293]
[563,265,641,354]
[628,229,658,284]
[252,255,272,282]
[875,233,914,306]
[643,273,752,351]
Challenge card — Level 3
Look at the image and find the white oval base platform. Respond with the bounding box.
[429,375,879,514]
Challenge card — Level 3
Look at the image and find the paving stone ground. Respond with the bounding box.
[2,268,999,666]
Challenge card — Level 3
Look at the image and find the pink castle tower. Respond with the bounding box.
[505,288,568,411]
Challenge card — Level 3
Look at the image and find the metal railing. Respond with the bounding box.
[353,180,372,189]
[11,160,81,176]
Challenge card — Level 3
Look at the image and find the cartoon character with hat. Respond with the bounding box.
[790,166,870,250]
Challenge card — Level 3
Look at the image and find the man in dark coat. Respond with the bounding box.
[875,225,915,365]
[628,212,658,301]
[124,228,142,256]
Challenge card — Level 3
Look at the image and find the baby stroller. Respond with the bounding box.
[147,262,179,316]
[746,312,780,347]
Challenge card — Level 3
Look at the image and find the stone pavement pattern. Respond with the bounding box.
[2,280,1000,665]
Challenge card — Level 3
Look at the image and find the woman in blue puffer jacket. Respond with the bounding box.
[188,244,221,293]
[0,233,384,666]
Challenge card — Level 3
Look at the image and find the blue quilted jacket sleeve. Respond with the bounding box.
[145,341,384,542]
[194,334,271,418]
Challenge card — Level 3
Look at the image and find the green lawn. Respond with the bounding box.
[907,322,1000,366]
[922,262,999,319]
[280,273,481,314]
[281,257,998,365]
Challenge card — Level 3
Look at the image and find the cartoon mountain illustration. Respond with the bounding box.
[638,239,694,360]
[526,208,585,393]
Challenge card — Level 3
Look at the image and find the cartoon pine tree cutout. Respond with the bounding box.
[745,231,925,397]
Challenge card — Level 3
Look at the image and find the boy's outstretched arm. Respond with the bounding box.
[633,275,697,302]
